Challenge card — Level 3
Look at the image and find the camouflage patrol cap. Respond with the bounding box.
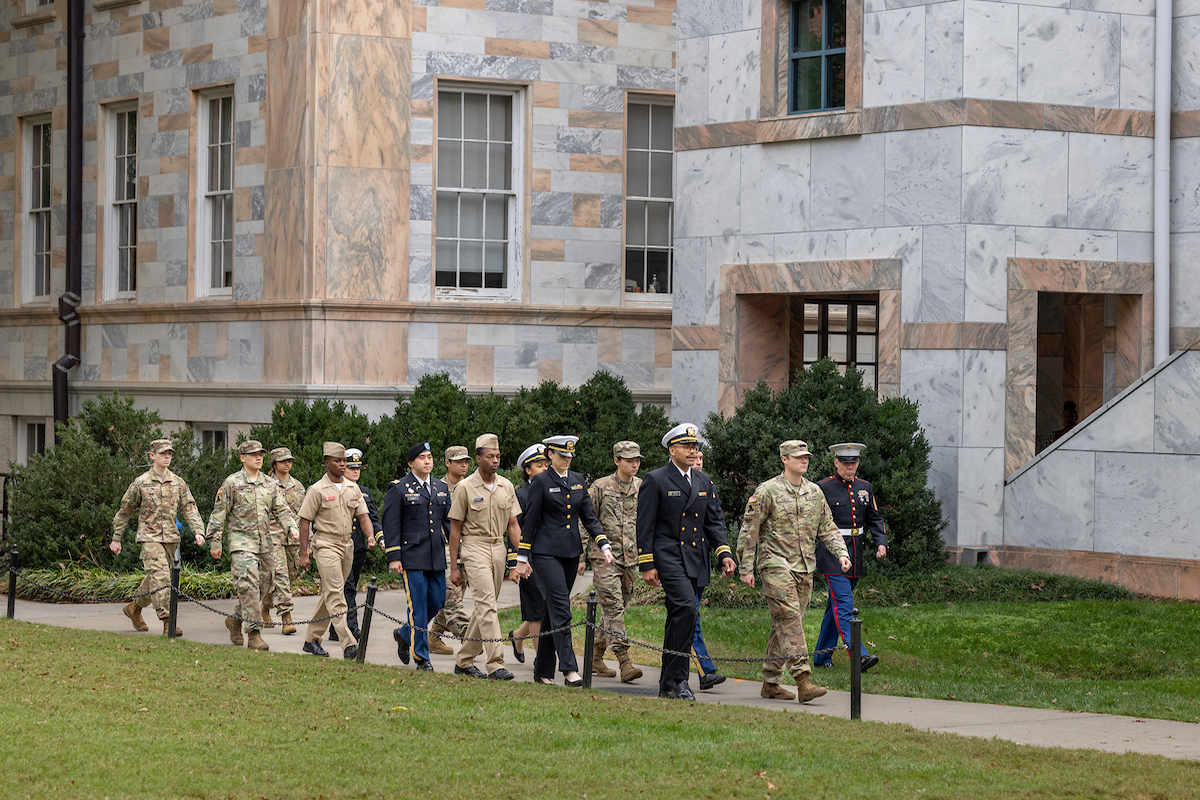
[445,445,470,461]
[149,438,174,454]
[779,440,812,458]
[613,440,641,459]
[270,447,293,463]
[238,440,267,455]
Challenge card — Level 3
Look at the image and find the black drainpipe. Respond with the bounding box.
[53,0,84,439]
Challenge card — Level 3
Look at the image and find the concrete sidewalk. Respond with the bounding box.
[7,579,1199,762]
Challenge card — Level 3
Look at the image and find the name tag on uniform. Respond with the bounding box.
[473,497,484,502]
[325,496,336,502]
[549,487,562,493]
[668,490,681,497]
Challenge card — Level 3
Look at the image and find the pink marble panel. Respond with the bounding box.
[737,295,788,385]
[673,325,720,351]
[1005,384,1036,475]
[598,327,621,363]
[325,320,406,385]
[268,0,310,39]
[538,358,563,385]
[325,166,408,301]
[718,293,739,383]
[468,345,494,386]
[325,35,410,171]
[961,323,1007,350]
[440,323,467,360]
[327,0,411,38]
[877,289,900,387]
[267,36,309,171]
[655,329,673,368]
[1043,104,1096,133]
[263,319,307,383]
[264,167,309,300]
[845,0,863,110]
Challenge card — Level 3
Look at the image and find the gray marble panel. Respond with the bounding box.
[584,262,620,290]
[1002,450,1095,549]
[494,367,539,387]
[1013,226,1119,260]
[409,335,440,360]
[928,445,960,545]
[1060,378,1154,452]
[562,342,600,385]
[863,8,926,107]
[899,348,962,447]
[1017,7,1120,107]
[558,326,598,344]
[676,35,708,128]
[957,446,1005,546]
[1153,351,1200,455]
[532,192,575,227]
[962,349,1006,448]
[598,360,655,389]
[677,0,742,40]
[467,323,516,347]
[811,135,885,230]
[884,127,962,226]
[1169,233,1200,329]
[1119,14,1155,111]
[1169,139,1200,233]
[964,224,1013,323]
[917,225,965,322]
[964,1,1019,100]
[425,53,540,81]
[925,1,964,101]
[774,230,848,261]
[1117,230,1152,263]
[962,128,1068,227]
[675,148,742,239]
[1094,452,1200,559]
[1067,134,1153,231]
[671,349,720,428]
[622,327,656,357]
[739,142,810,235]
[672,237,709,327]
[707,30,760,124]
[409,358,466,385]
[532,261,586,289]
[1173,16,1200,112]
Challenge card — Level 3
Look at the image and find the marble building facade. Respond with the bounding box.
[0,0,676,464]
[669,0,1200,596]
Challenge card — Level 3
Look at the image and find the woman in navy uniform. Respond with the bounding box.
[509,443,549,663]
[515,435,612,686]
[813,442,887,672]
[382,442,452,671]
[636,423,737,699]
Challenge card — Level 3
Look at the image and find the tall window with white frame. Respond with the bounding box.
[109,106,138,296]
[28,119,52,299]
[435,88,517,292]
[789,0,847,113]
[625,100,673,295]
[200,93,234,293]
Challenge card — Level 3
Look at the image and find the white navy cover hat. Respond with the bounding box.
[829,442,866,462]
[345,448,365,467]
[518,444,548,469]
[542,435,578,456]
[662,423,700,448]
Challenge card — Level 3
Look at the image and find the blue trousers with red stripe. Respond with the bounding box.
[813,574,868,666]
[397,569,446,663]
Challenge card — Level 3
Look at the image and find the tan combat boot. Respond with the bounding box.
[794,673,828,703]
[280,611,296,636]
[162,619,182,637]
[261,604,276,628]
[616,651,643,683]
[760,682,796,701]
[592,651,617,678]
[225,615,245,646]
[123,601,149,632]
[246,630,270,651]
[428,629,454,656]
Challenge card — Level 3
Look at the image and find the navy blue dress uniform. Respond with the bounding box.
[336,448,381,641]
[513,445,548,631]
[636,423,735,698]
[518,435,610,685]
[382,442,452,668]
[813,442,887,671]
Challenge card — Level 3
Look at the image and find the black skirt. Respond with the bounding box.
[518,566,546,623]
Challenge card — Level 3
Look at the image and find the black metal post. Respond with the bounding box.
[849,612,862,721]
[582,590,597,688]
[6,546,16,619]
[167,548,180,641]
[356,578,377,664]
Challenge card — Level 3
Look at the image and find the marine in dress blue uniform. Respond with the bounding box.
[333,448,381,642]
[636,423,736,699]
[516,435,612,686]
[813,442,888,672]
[383,442,452,670]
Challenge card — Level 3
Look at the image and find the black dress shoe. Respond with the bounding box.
[454,664,487,679]
[564,676,584,688]
[394,628,411,665]
[533,675,555,685]
[488,668,515,681]
[329,628,339,642]
[343,644,359,660]
[414,658,434,672]
[302,640,329,657]
[659,680,696,700]
[860,654,880,673]
[349,627,361,640]
[813,662,834,670]
[676,681,696,700]
[508,630,525,663]
[699,672,726,690]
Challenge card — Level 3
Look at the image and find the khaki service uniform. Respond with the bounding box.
[298,474,365,647]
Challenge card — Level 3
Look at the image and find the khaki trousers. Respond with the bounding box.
[455,535,506,673]
[306,540,356,648]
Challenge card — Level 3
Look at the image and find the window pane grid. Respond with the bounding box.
[625,101,674,294]
[113,108,138,293]
[800,299,878,388]
[205,96,234,290]
[789,0,847,114]
[30,121,52,297]
[436,90,514,290]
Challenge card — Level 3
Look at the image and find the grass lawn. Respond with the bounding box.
[511,598,1200,723]
[2,619,1199,799]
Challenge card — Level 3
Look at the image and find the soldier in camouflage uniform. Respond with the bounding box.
[586,440,645,683]
[110,438,210,636]
[262,446,305,635]
[207,440,299,652]
[737,440,851,704]
[428,445,471,654]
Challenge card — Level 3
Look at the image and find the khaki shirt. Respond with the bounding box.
[207,469,299,555]
[112,468,206,545]
[449,470,520,541]
[267,474,306,546]
[737,474,848,574]
[298,474,364,546]
[588,473,640,566]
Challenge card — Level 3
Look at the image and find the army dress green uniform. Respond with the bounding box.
[111,467,208,622]
[263,471,305,615]
[587,470,641,669]
[738,471,848,687]
[207,459,299,641]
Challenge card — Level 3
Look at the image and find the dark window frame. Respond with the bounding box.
[800,296,878,389]
[788,0,847,114]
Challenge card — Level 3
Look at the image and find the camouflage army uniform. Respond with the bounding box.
[207,469,299,631]
[587,473,641,657]
[737,474,849,685]
[111,469,208,620]
[263,473,305,614]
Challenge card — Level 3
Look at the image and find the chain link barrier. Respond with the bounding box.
[367,603,588,644]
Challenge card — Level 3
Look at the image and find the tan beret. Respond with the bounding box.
[779,440,812,458]
[475,433,500,451]
[323,441,346,459]
[612,440,641,459]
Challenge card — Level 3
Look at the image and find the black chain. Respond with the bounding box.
[583,620,844,663]
[367,604,586,643]
[174,589,364,628]
[5,568,167,603]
